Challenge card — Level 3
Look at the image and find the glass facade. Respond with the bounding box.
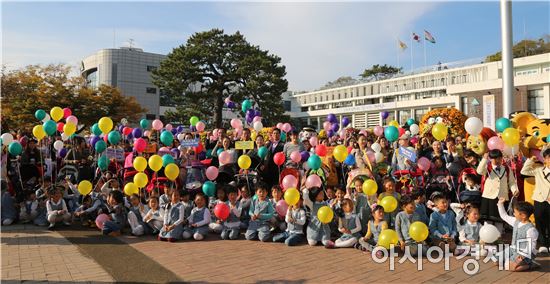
[528,89,544,115]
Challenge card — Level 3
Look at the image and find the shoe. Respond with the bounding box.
[63,221,71,226]
[48,224,55,230]
[324,241,335,249]
[538,247,549,253]
[354,243,361,250]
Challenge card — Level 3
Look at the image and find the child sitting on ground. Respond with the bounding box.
[273,196,306,246]
[143,196,163,234]
[456,205,482,256]
[208,186,227,234]
[429,193,457,252]
[46,186,72,230]
[183,192,211,241]
[395,195,427,256]
[378,177,401,227]
[357,204,387,254]
[245,182,274,242]
[412,190,429,225]
[19,190,38,224]
[303,186,331,246]
[270,186,287,232]
[127,194,151,236]
[102,190,127,236]
[221,185,242,240]
[326,198,362,249]
[159,189,185,242]
[238,183,252,230]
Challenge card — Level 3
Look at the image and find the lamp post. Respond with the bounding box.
[500,0,514,117]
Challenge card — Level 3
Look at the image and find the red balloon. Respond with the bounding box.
[195,143,203,153]
[398,128,406,137]
[134,138,147,153]
[57,122,65,132]
[273,152,286,166]
[123,127,132,136]
[315,144,327,156]
[63,108,72,119]
[103,135,108,143]
[214,203,230,220]
[347,146,353,154]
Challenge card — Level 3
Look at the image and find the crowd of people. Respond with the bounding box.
[1,110,549,273]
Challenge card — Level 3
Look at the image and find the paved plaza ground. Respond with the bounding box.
[1,225,549,283]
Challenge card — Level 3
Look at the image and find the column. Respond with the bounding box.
[307,117,311,126]
[352,113,356,128]
[316,117,321,132]
[339,115,343,130]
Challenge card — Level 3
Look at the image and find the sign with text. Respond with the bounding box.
[399,146,417,163]
[235,141,254,150]
[106,148,125,161]
[483,95,495,130]
[180,139,200,147]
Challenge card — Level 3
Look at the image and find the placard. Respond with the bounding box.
[180,139,200,147]
[235,141,254,150]
[398,146,417,163]
[105,148,125,161]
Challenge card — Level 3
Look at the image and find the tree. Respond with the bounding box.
[485,35,550,62]
[152,29,288,128]
[1,64,145,132]
[360,64,402,80]
[320,76,358,90]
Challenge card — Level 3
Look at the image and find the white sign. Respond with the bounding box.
[483,95,495,130]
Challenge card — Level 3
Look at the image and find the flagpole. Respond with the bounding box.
[397,39,400,71]
[423,35,427,70]
[410,32,414,73]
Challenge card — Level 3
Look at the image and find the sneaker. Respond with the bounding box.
[354,243,361,250]
[538,247,549,253]
[48,224,55,230]
[63,221,71,226]
[324,241,335,249]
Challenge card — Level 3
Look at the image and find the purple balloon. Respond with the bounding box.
[171,128,177,135]
[132,128,142,138]
[327,130,335,137]
[246,109,254,117]
[171,148,180,156]
[118,125,124,133]
[176,126,184,133]
[198,152,206,160]
[59,148,68,158]
[300,151,310,162]
[327,114,337,123]
[127,133,133,140]
[255,110,261,117]
[342,117,350,127]
[331,123,339,132]
[381,111,389,119]
[227,102,236,109]
[190,125,196,132]
[90,136,101,148]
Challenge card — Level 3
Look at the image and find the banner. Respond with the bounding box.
[180,139,200,147]
[235,141,254,150]
[105,147,125,161]
[398,146,417,162]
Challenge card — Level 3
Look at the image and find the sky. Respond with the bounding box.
[2,1,549,91]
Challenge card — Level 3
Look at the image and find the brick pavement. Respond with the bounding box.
[1,225,114,283]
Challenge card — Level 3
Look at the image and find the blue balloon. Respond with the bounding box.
[327,114,337,123]
[132,128,142,138]
[90,136,101,148]
[177,126,184,133]
[217,148,224,156]
[344,153,356,166]
[342,117,350,127]
[331,123,339,132]
[495,117,511,133]
[171,128,177,135]
[300,151,310,162]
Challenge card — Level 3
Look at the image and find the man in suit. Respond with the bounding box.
[261,128,284,188]
[520,148,550,253]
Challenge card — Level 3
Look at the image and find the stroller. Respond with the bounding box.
[184,161,206,198]
[392,169,425,196]
[279,168,301,191]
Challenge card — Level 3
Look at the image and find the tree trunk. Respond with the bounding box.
[214,91,224,128]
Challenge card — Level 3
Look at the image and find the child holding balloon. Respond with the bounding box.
[357,204,387,253]
[208,187,227,234]
[183,192,211,241]
[429,194,457,252]
[270,186,287,232]
[395,195,427,256]
[378,177,401,228]
[220,185,242,240]
[303,187,331,246]
[273,196,306,246]
[245,183,275,242]
[326,198,361,249]
[349,178,370,235]
[238,183,252,230]
[102,190,127,236]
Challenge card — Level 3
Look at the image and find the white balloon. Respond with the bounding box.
[42,113,51,122]
[479,223,501,243]
[53,140,64,151]
[410,124,420,135]
[253,121,263,132]
[61,133,69,141]
[177,134,185,141]
[375,152,385,163]
[465,117,483,136]
[1,133,14,145]
[371,142,382,153]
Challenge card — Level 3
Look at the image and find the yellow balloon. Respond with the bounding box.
[238,155,252,170]
[317,206,334,224]
[32,125,46,140]
[148,155,162,172]
[333,145,348,163]
[380,196,398,213]
[251,131,257,141]
[432,123,448,141]
[77,180,92,195]
[362,179,378,195]
[98,117,113,134]
[389,120,400,128]
[409,221,429,242]
[50,106,63,122]
[284,188,300,206]
[124,182,139,196]
[502,128,520,146]
[133,156,147,172]
[133,172,149,188]
[377,229,399,249]
[63,122,76,136]
[165,163,180,181]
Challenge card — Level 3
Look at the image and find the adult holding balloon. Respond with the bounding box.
[282,130,305,166]
[262,128,284,188]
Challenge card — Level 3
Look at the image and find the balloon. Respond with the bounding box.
[160,131,174,146]
[63,122,76,136]
[57,122,65,132]
[327,114,337,123]
[370,143,381,153]
[62,108,72,119]
[206,166,219,181]
[323,121,331,132]
[362,179,378,196]
[275,200,289,217]
[218,151,232,165]
[282,123,292,133]
[417,157,431,172]
[276,122,283,130]
[134,172,149,188]
[374,152,385,163]
[381,111,390,120]
[307,154,322,170]
[8,142,23,156]
[309,136,318,147]
[273,152,286,166]
[134,138,147,153]
[98,117,113,134]
[315,144,328,156]
[241,99,252,113]
[1,133,13,145]
[331,123,339,132]
[97,154,109,171]
[305,174,322,188]
[389,120,400,128]
[409,221,429,242]
[342,117,350,127]
[152,119,163,131]
[148,155,163,172]
[502,128,520,146]
[91,123,101,136]
[122,127,132,136]
[300,151,310,162]
[95,214,109,230]
[503,144,519,157]
[95,140,107,153]
[50,106,63,122]
[138,119,148,129]
[43,120,57,136]
[258,146,268,160]
[378,229,399,249]
[344,154,355,166]
[164,124,173,132]
[495,117,511,133]
[282,175,298,190]
[214,203,230,220]
[332,145,347,162]
[384,126,399,142]
[374,126,384,137]
[317,206,334,224]
[290,151,301,163]
[107,131,121,145]
[78,180,93,195]
[53,140,64,151]
[133,156,147,172]
[188,116,199,126]
[32,125,46,140]
[283,188,300,206]
[202,181,216,197]
[253,121,263,132]
[238,155,252,170]
[66,115,78,125]
[406,118,415,126]
[162,154,175,167]
[42,113,51,122]
[410,124,420,135]
[35,109,46,120]
[479,223,501,243]
[230,118,242,129]
[432,123,448,141]
[124,182,139,196]
[56,147,66,158]
[195,121,206,132]
[465,117,483,136]
[253,116,262,123]
[380,196,398,213]
[130,128,142,139]
[487,136,505,151]
[165,163,180,181]
[398,127,406,138]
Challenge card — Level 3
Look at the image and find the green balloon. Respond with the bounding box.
[190,116,199,126]
[8,142,23,156]
[241,99,252,113]
[108,131,121,145]
[162,154,175,167]
[98,154,109,171]
[95,140,107,153]
[35,109,46,120]
[140,119,150,129]
[202,181,216,197]
[205,149,212,159]
[280,132,286,142]
[91,123,102,136]
[160,130,174,146]
[43,120,57,136]
[307,154,322,170]
[406,118,415,126]
[258,146,268,160]
[216,148,224,156]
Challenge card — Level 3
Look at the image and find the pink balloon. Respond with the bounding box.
[276,199,289,217]
[487,136,505,151]
[359,130,367,136]
[62,108,72,119]
[374,126,384,137]
[134,138,147,153]
[410,136,418,145]
[253,116,262,123]
[219,151,232,165]
[323,121,331,132]
[165,124,173,131]
[276,123,283,130]
[224,97,231,104]
[309,136,318,147]
[206,166,219,181]
[283,123,292,133]
[66,115,78,125]
[305,174,322,188]
[231,118,242,129]
[290,151,301,163]
[366,150,376,163]
[303,161,310,171]
[152,119,163,131]
[144,130,151,138]
[95,213,109,230]
[282,174,298,190]
[196,121,206,132]
[417,157,431,172]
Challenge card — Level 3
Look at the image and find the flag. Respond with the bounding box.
[424,30,436,43]
[398,39,408,51]
[412,32,420,42]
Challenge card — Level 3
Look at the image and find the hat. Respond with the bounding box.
[399,133,410,140]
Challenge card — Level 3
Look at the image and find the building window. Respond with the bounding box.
[85,68,98,89]
[147,65,157,72]
[146,114,156,120]
[528,89,544,115]
[301,107,309,112]
[461,97,468,115]
[398,110,411,125]
[415,108,428,122]
[146,87,157,94]
[283,101,291,111]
